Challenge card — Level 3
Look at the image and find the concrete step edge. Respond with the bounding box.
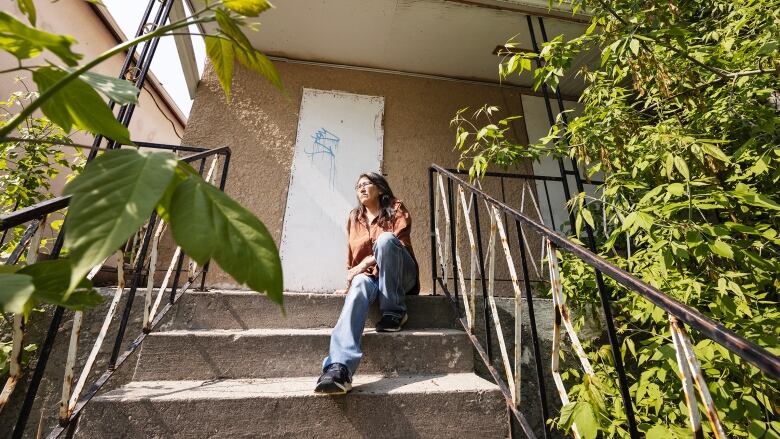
[95,373,501,402]
[181,290,450,302]
[148,328,466,337]
[190,290,445,297]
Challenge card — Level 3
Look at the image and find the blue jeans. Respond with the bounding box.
[322,232,417,377]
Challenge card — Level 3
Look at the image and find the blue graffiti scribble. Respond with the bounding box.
[305,128,340,188]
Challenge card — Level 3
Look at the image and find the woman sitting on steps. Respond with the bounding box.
[315,172,419,395]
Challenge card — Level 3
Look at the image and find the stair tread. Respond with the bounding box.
[168,289,459,330]
[150,327,465,337]
[192,290,441,297]
[97,373,499,402]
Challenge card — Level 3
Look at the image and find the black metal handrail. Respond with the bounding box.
[443,167,602,238]
[428,164,780,438]
[1,142,231,439]
[0,142,217,230]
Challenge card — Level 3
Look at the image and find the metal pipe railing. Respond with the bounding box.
[429,164,780,438]
[1,142,230,438]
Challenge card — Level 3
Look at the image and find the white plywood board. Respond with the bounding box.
[280,88,384,292]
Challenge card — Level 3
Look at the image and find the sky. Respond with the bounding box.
[102,0,206,116]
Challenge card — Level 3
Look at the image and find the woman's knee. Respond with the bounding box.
[373,232,399,253]
[347,274,373,299]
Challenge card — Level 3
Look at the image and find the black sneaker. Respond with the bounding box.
[314,363,352,394]
[375,313,408,332]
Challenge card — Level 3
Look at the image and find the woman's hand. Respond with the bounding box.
[346,265,364,286]
[346,255,376,286]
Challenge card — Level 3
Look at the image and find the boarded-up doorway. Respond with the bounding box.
[280,88,385,292]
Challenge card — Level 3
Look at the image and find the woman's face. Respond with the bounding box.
[356,176,380,206]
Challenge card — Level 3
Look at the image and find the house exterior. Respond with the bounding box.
[179,0,594,292]
[0,0,186,158]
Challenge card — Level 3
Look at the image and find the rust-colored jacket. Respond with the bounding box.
[346,199,419,294]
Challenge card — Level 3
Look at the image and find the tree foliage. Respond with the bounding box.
[0,0,286,318]
[453,0,779,436]
[0,82,82,260]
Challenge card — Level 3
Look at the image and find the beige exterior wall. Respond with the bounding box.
[183,60,546,293]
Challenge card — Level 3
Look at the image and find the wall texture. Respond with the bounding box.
[182,60,541,293]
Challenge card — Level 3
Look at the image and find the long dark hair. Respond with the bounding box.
[352,172,396,227]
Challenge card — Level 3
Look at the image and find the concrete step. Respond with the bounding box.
[167,290,458,330]
[133,328,473,380]
[77,374,507,438]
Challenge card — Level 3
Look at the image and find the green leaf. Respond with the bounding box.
[673,156,689,180]
[215,8,252,50]
[32,67,131,143]
[629,38,640,55]
[205,36,235,102]
[169,175,283,304]
[71,70,140,105]
[701,143,730,162]
[709,239,734,260]
[235,46,283,91]
[156,162,197,223]
[222,0,273,17]
[581,208,595,229]
[16,0,36,26]
[0,273,35,314]
[731,184,780,211]
[507,55,519,74]
[18,260,103,310]
[0,12,80,65]
[749,156,769,176]
[560,402,598,439]
[667,183,685,196]
[0,266,22,273]
[456,130,469,147]
[758,40,779,55]
[63,149,177,293]
[647,425,673,439]
[624,211,653,232]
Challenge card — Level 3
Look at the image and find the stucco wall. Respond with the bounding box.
[182,60,543,293]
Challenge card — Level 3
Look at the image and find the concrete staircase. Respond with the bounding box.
[76,291,508,438]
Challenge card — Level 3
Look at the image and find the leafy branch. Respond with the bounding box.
[0,0,288,318]
[454,0,780,436]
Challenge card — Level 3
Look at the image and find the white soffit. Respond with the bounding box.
[194,0,596,95]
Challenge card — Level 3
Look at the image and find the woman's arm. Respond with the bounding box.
[347,255,376,285]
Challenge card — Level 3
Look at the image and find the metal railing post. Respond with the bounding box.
[12,230,66,439]
[107,0,176,150]
[515,219,551,439]
[109,213,158,367]
[525,15,576,230]
[472,191,493,359]
[87,0,157,161]
[428,167,437,295]
[169,250,186,304]
[199,150,231,291]
[535,17,640,435]
[446,178,460,316]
